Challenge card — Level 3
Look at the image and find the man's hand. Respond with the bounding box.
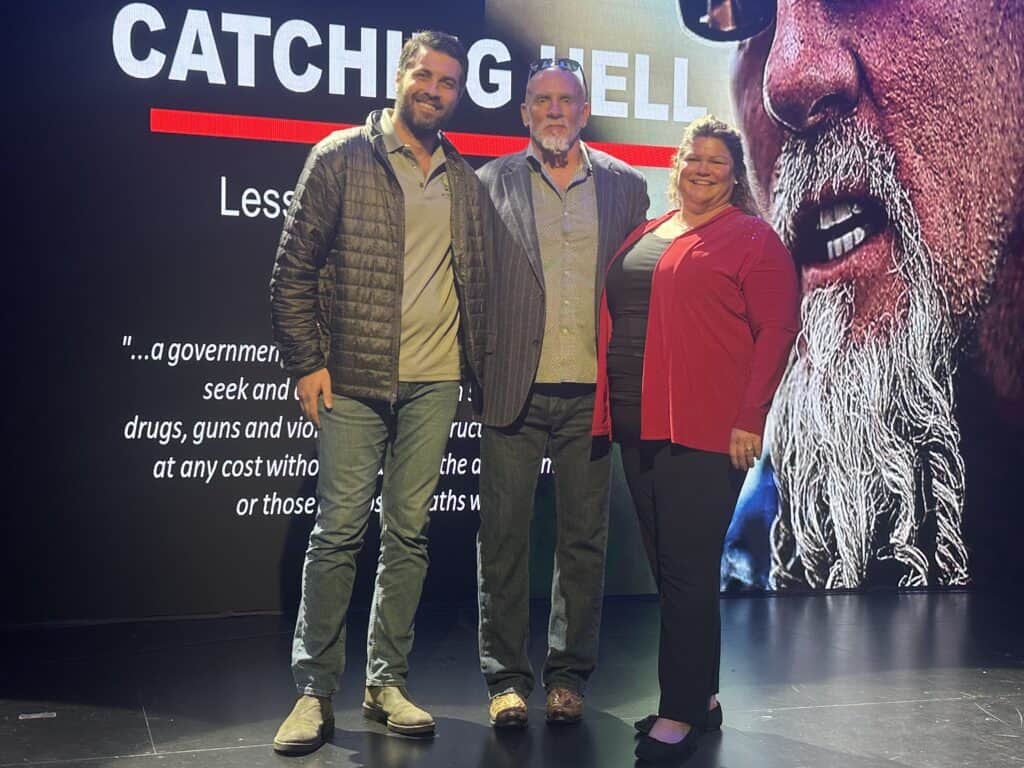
[297,368,332,427]
[729,428,762,471]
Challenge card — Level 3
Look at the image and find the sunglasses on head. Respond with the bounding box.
[527,57,589,96]
[678,0,775,42]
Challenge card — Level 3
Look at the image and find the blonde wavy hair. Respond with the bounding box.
[667,115,762,217]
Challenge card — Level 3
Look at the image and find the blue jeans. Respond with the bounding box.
[291,380,459,696]
[477,385,611,698]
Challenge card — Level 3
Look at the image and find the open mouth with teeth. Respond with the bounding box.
[791,197,888,267]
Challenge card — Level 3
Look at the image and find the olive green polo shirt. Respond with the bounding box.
[380,109,461,382]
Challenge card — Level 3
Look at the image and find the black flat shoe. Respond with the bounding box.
[634,729,700,763]
[633,704,722,736]
[706,703,723,731]
[633,714,657,735]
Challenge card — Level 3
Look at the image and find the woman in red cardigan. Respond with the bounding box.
[594,116,799,763]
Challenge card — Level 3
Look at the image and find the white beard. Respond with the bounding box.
[537,135,571,154]
[767,122,970,589]
[533,126,580,156]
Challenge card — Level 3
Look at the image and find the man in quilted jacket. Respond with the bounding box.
[269,30,489,754]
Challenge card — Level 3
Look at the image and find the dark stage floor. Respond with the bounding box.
[3,592,1023,767]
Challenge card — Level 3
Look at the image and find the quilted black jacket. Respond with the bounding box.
[270,110,489,402]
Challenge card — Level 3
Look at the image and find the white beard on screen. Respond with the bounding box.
[766,122,970,589]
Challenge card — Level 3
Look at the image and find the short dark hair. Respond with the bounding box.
[398,31,469,91]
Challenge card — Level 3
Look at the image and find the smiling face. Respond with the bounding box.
[394,46,463,140]
[521,68,590,155]
[676,136,736,213]
[732,0,1024,338]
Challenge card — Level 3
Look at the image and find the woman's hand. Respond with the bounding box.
[729,428,762,471]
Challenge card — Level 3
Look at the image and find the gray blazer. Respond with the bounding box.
[477,145,650,428]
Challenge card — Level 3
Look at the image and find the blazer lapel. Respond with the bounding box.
[591,156,619,314]
[501,154,545,291]
[592,156,618,270]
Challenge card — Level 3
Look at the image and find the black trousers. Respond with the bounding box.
[616,405,744,726]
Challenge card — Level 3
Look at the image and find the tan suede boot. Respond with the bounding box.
[362,685,436,735]
[272,695,334,755]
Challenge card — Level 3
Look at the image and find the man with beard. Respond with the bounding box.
[475,59,649,727]
[269,31,490,753]
[678,0,1024,589]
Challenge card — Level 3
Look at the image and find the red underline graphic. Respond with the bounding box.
[149,108,676,168]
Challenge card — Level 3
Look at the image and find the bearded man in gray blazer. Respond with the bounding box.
[476,58,649,728]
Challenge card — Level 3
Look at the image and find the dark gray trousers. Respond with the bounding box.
[477,385,611,698]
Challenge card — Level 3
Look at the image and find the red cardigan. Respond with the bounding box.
[593,207,799,454]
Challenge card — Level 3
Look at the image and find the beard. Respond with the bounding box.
[767,121,970,589]
[395,88,453,139]
[531,125,581,156]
